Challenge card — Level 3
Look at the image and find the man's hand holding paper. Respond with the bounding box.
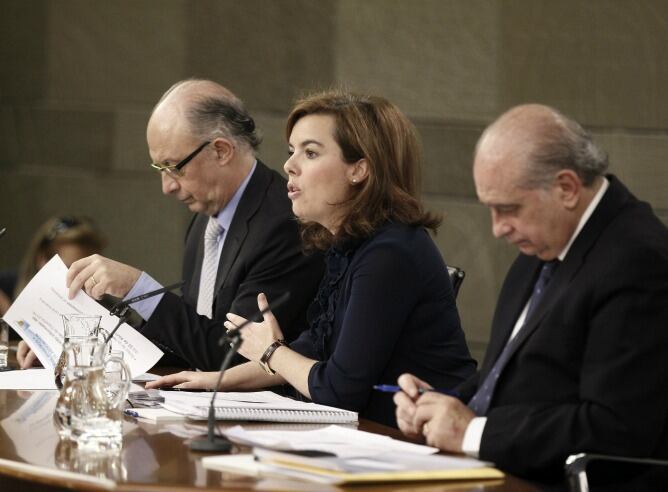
[3,255,162,377]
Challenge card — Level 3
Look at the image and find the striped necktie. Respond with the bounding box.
[196,217,224,319]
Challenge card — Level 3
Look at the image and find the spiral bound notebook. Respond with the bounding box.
[159,393,358,424]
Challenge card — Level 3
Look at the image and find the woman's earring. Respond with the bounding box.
[352,179,357,184]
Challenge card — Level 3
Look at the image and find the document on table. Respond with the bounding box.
[222,424,438,458]
[2,255,163,379]
[0,368,58,390]
[203,425,504,485]
[159,390,358,423]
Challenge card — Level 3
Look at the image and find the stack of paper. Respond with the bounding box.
[155,390,358,424]
[203,425,504,485]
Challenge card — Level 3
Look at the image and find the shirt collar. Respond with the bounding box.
[558,176,609,261]
[214,160,257,231]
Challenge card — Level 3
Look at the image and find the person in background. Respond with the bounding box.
[2,216,106,341]
[394,104,668,485]
[147,90,476,427]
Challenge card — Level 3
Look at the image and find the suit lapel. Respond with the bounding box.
[213,162,272,296]
[484,257,539,372]
[184,214,208,306]
[496,175,631,365]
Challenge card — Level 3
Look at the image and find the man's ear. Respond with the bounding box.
[554,169,581,209]
[347,158,369,185]
[212,137,235,165]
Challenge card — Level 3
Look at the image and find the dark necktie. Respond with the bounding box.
[468,260,559,416]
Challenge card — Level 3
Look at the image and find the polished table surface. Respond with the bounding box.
[0,360,540,491]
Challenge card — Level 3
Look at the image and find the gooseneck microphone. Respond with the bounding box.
[189,291,291,452]
[104,281,184,344]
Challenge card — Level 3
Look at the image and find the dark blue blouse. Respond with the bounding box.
[290,223,476,427]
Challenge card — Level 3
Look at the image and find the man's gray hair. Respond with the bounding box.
[523,110,608,189]
[187,95,261,152]
[155,79,262,152]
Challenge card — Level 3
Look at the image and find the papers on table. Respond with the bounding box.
[222,425,438,458]
[2,255,162,380]
[158,390,358,423]
[0,368,57,390]
[202,425,504,485]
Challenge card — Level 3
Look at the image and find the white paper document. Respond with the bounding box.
[222,425,439,459]
[2,255,163,379]
[0,368,58,390]
[159,391,358,423]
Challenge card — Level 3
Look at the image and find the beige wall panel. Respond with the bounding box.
[15,107,113,169]
[254,112,290,176]
[46,0,187,104]
[336,0,499,121]
[593,132,668,210]
[658,211,668,227]
[499,0,668,128]
[0,172,189,281]
[186,0,336,112]
[113,108,152,172]
[0,107,20,166]
[0,0,47,102]
[426,197,516,356]
[418,122,483,198]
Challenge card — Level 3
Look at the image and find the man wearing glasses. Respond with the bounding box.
[18,79,323,371]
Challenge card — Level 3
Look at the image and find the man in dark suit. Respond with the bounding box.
[19,79,323,371]
[395,104,668,482]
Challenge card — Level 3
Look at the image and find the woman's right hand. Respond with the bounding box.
[17,341,41,369]
[145,371,220,390]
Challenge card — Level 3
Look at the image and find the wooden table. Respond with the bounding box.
[0,359,540,491]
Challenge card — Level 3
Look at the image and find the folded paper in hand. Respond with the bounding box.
[2,255,162,379]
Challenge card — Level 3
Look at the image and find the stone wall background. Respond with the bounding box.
[1,0,666,362]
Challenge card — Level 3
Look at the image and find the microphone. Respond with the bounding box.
[0,227,6,239]
[104,281,184,345]
[189,291,291,452]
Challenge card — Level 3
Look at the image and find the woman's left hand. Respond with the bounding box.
[225,293,284,363]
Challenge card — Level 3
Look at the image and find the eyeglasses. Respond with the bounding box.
[150,141,210,178]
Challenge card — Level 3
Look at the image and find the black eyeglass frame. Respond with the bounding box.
[150,141,210,177]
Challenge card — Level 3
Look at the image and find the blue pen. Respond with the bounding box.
[373,384,458,397]
[124,409,139,418]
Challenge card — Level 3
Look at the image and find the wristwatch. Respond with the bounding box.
[259,339,287,375]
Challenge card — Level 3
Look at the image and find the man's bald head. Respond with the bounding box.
[475,104,608,189]
[149,78,261,154]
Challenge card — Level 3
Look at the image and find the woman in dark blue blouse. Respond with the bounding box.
[149,91,476,427]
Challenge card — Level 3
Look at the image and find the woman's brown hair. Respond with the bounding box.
[15,216,107,296]
[286,90,440,251]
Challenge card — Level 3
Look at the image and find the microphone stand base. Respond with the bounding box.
[189,437,233,452]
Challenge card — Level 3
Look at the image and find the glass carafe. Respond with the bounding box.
[54,314,102,388]
[53,338,130,451]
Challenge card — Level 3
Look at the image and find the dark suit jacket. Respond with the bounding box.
[458,176,668,480]
[141,161,324,370]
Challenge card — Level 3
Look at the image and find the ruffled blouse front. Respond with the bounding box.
[305,240,360,360]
